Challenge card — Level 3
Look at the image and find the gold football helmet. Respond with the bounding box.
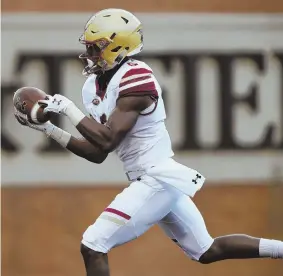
[79,8,143,75]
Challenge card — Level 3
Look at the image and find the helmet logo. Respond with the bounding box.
[97,39,108,49]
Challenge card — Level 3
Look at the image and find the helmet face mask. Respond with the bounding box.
[78,9,144,76]
[79,38,111,75]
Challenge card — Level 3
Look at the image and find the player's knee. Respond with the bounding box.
[80,243,106,261]
[80,243,110,275]
[198,240,223,264]
[81,243,94,258]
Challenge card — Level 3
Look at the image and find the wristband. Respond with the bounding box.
[65,103,86,126]
[46,125,71,148]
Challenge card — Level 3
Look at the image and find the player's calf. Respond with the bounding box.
[198,235,283,264]
[80,244,110,276]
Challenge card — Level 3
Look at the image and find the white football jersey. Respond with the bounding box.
[82,59,174,172]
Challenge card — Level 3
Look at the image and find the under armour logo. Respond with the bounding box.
[52,98,62,105]
[192,174,202,184]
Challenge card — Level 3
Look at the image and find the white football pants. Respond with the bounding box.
[82,174,214,261]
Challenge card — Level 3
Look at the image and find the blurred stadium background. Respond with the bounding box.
[1,0,283,276]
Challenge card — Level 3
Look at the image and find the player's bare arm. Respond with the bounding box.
[66,136,108,163]
[38,93,154,153]
[75,95,154,152]
[14,103,107,163]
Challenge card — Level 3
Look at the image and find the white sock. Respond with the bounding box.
[259,238,283,259]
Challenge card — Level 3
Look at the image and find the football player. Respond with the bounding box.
[15,8,282,276]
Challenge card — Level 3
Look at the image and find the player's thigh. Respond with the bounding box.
[158,194,214,261]
[82,176,177,253]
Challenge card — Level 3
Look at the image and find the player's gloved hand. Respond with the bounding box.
[14,108,55,135]
[39,94,86,127]
[38,94,73,115]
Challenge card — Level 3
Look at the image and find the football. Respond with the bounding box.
[13,87,51,124]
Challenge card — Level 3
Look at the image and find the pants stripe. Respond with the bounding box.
[104,208,131,220]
